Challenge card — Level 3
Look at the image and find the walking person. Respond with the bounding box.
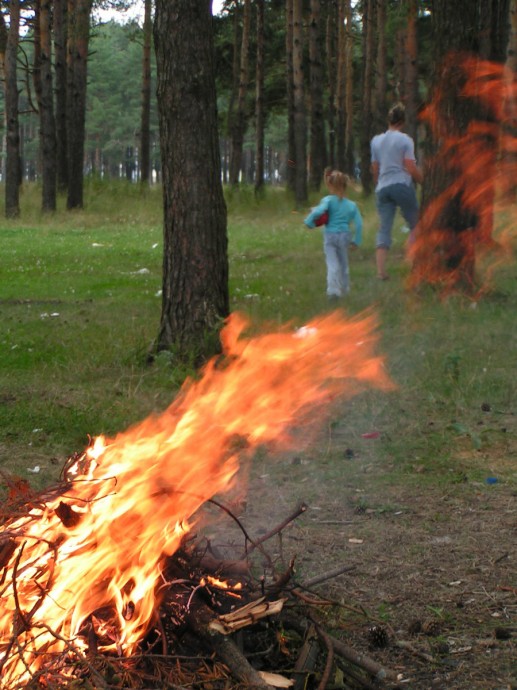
[304,170,363,301]
[371,102,423,280]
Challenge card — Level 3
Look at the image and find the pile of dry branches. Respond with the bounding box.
[0,475,406,690]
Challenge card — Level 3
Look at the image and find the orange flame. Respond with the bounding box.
[0,310,391,686]
[409,52,517,294]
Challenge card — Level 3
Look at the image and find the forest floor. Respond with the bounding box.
[204,401,517,690]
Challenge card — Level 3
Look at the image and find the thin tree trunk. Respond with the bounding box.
[500,0,517,200]
[66,0,93,209]
[140,0,152,185]
[359,0,375,195]
[344,0,354,174]
[54,0,68,192]
[286,0,296,192]
[226,2,240,183]
[38,0,57,211]
[336,0,346,171]
[308,0,326,189]
[292,0,307,205]
[229,0,251,186]
[326,1,337,170]
[5,0,21,218]
[404,0,419,145]
[254,0,265,196]
[374,0,387,134]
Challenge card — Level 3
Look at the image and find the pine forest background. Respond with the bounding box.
[0,0,436,208]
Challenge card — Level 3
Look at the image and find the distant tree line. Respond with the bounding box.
[0,1,514,217]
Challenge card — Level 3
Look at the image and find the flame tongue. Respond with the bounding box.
[0,310,391,686]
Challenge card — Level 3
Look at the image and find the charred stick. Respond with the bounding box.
[208,497,275,572]
[239,502,308,560]
[334,657,379,690]
[327,633,401,683]
[299,564,356,590]
[292,624,319,690]
[291,589,334,606]
[315,626,334,690]
[395,639,436,663]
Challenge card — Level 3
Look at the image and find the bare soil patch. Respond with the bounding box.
[205,418,516,690]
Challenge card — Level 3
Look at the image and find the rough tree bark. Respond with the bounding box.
[154,0,229,361]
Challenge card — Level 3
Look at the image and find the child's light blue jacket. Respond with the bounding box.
[304,195,363,245]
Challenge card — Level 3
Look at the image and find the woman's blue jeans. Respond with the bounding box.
[375,182,419,249]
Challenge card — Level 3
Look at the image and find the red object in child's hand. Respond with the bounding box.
[315,211,329,227]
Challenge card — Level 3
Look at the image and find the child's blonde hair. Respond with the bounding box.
[325,170,349,198]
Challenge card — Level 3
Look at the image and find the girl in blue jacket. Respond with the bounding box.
[304,170,363,300]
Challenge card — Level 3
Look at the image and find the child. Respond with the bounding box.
[304,170,363,301]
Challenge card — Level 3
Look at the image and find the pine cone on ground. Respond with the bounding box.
[366,624,389,648]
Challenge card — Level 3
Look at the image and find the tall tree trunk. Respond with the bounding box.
[154,0,229,360]
[359,0,375,195]
[411,0,511,293]
[292,0,307,205]
[373,0,386,134]
[308,0,326,189]
[500,0,517,200]
[286,0,296,192]
[140,0,152,185]
[54,0,68,192]
[336,0,346,170]
[325,1,337,170]
[66,0,93,209]
[229,0,251,186]
[344,0,354,174]
[254,0,265,196]
[404,0,419,145]
[226,2,240,182]
[4,0,21,218]
[36,0,58,212]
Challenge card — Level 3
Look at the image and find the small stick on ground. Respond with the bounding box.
[395,639,436,664]
[240,502,307,560]
[327,633,401,683]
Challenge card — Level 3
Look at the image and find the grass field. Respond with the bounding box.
[0,181,515,688]
[1,181,515,491]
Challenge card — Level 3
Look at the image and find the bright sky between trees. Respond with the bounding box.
[96,1,224,23]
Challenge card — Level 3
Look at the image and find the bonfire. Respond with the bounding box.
[0,311,395,689]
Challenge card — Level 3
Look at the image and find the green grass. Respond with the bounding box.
[0,181,516,493]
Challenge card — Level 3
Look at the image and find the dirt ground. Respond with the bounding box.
[203,416,517,690]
